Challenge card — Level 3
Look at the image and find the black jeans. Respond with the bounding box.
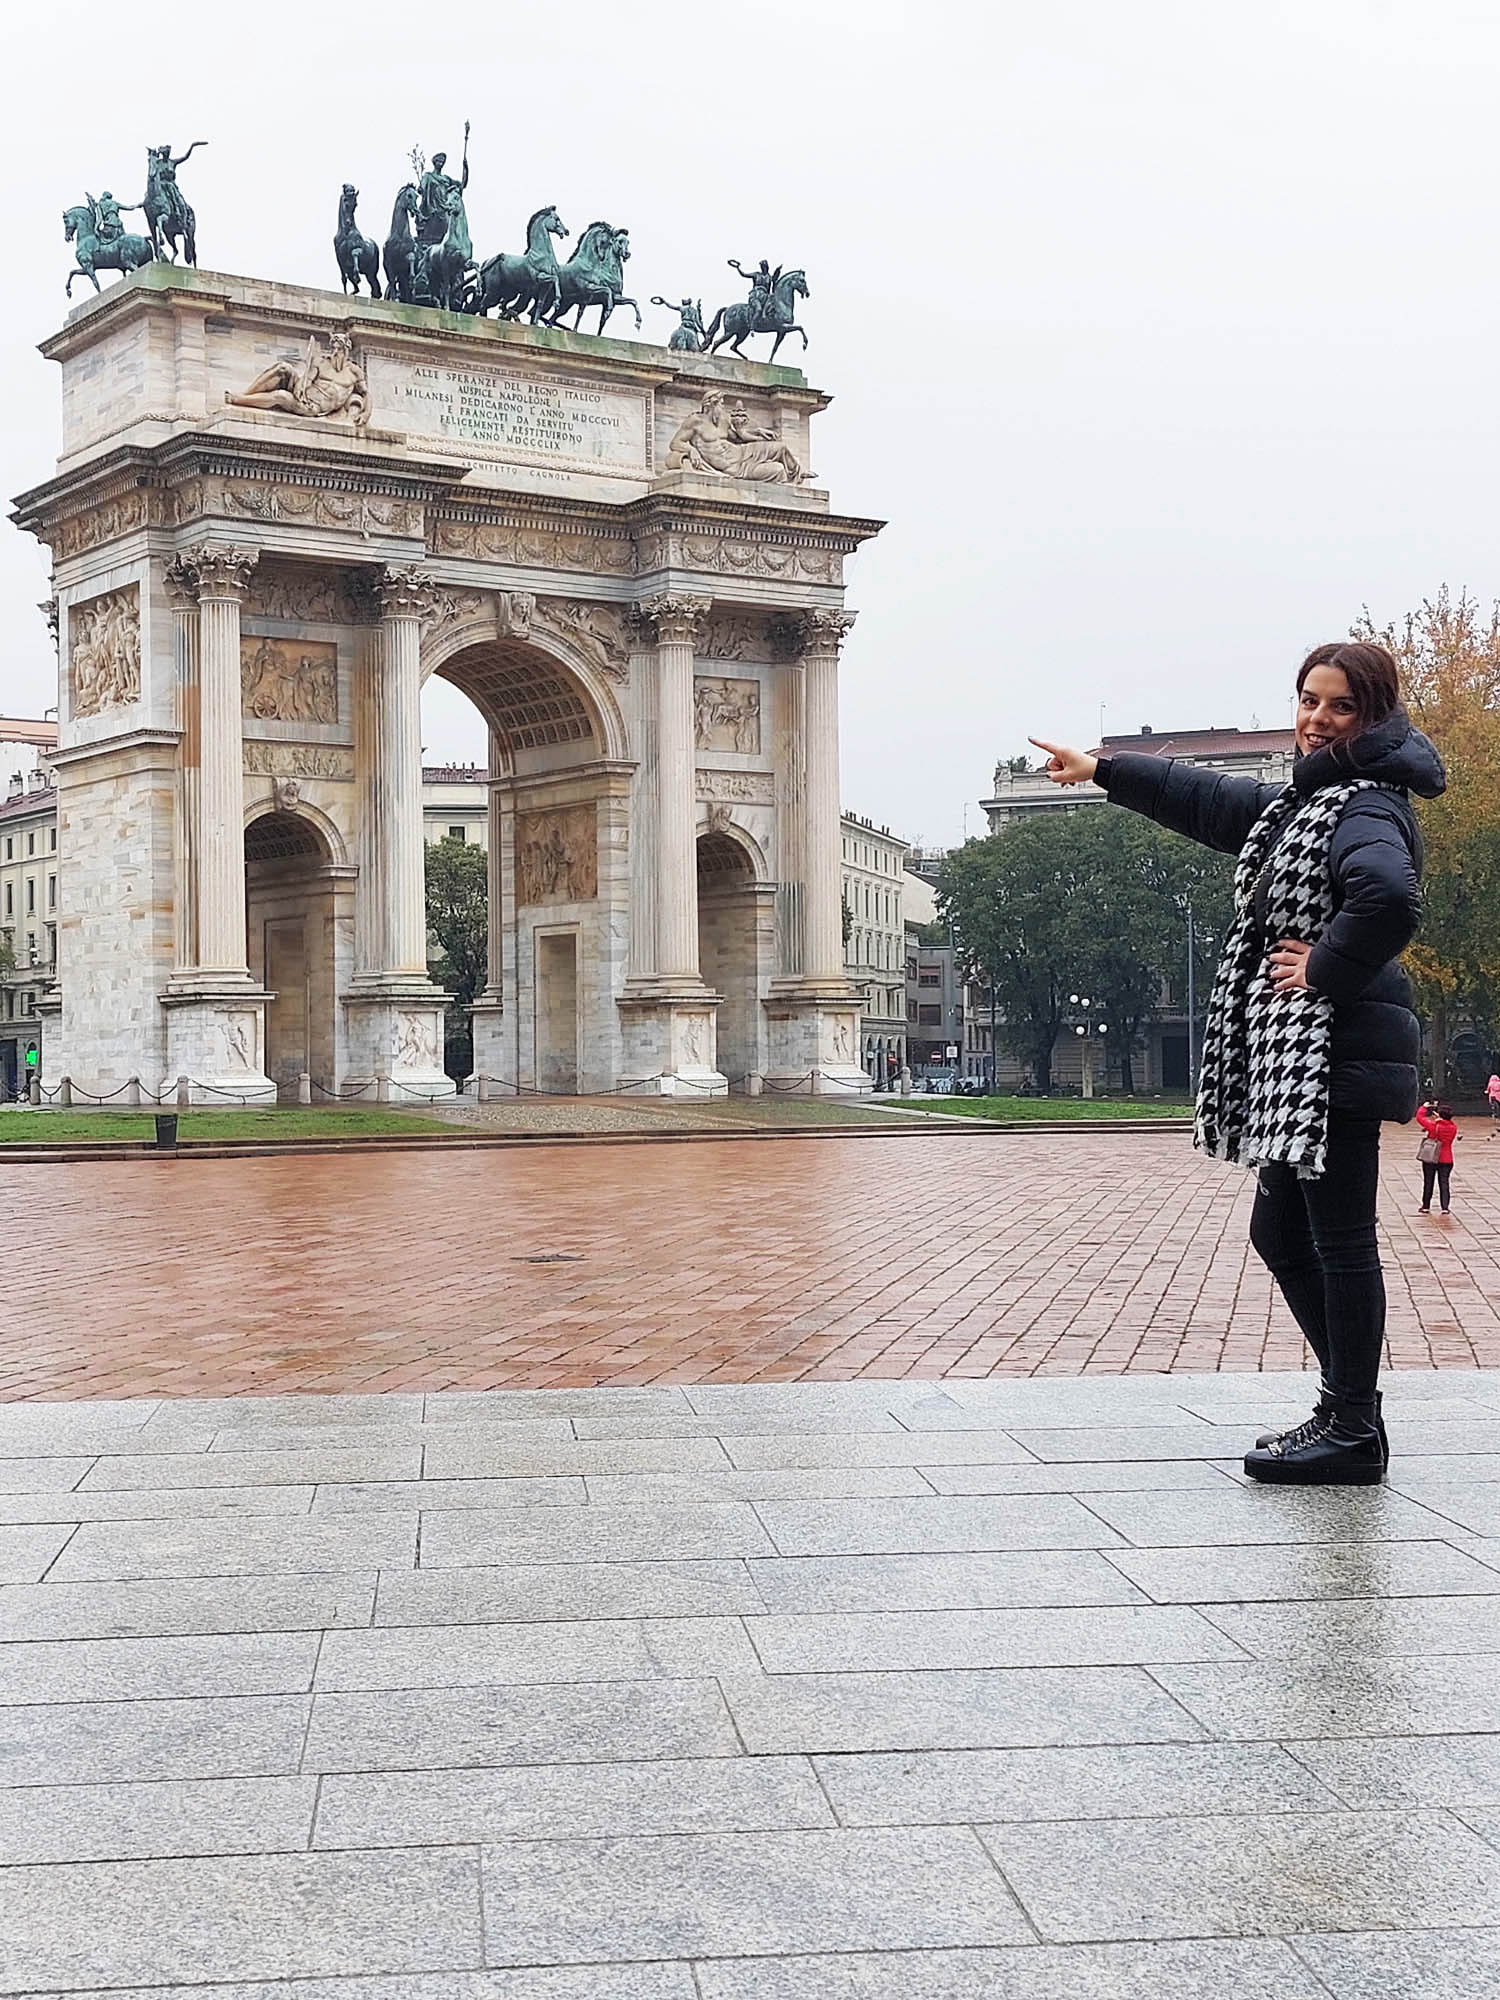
[1249,1116,1385,1408]
[1421,1161,1453,1211]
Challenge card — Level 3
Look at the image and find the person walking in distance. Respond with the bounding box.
[1487,1072,1500,1138]
[1032,641,1444,1485]
[1416,1100,1458,1214]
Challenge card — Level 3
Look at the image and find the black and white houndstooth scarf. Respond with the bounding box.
[1194,779,1382,1180]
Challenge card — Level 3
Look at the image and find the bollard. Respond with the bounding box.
[376,1074,391,1104]
[477,1073,490,1103]
[176,1074,191,1108]
[297,1072,312,1106]
[59,1077,73,1109]
[899,1066,912,1096]
[127,1077,142,1108]
[744,1072,763,1097]
[28,1073,39,1107]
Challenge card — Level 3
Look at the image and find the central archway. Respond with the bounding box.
[419,623,631,1095]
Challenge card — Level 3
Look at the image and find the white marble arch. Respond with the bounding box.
[418,612,630,769]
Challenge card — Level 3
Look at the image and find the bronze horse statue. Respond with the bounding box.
[63,201,156,296]
[334,185,381,298]
[468,205,568,322]
[545,222,641,337]
[705,266,810,363]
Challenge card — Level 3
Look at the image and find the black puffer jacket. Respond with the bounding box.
[1096,707,1446,1123]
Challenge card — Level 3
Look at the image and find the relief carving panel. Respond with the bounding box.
[243,741,354,781]
[241,636,339,723]
[693,676,761,754]
[696,768,775,804]
[70,585,142,719]
[534,599,630,682]
[516,804,598,907]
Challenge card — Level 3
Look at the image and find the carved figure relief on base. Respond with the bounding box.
[665,391,804,485]
[70,585,142,718]
[516,805,598,906]
[694,676,761,754]
[240,637,339,724]
[225,332,370,428]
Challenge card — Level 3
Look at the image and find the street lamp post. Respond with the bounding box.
[1186,902,1198,1095]
[1068,994,1109,1099]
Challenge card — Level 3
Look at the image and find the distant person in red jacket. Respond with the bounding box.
[1416,1101,1459,1214]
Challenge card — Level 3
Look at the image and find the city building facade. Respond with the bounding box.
[841,811,908,1080]
[0,774,59,1100]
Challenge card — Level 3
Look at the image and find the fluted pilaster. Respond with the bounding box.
[801,609,856,983]
[638,592,712,984]
[376,565,432,975]
[183,544,257,975]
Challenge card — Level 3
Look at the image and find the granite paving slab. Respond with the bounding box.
[478,1826,1029,1963]
[814,1740,1337,1825]
[1289,1928,1500,2000]
[205,1421,575,1455]
[1081,1486,1456,1547]
[301,1678,739,1773]
[81,1448,424,1490]
[0,1847,482,1991]
[310,1479,586,1513]
[418,1502,775,1567]
[314,1616,761,1691]
[0,1572,377,1641]
[692,1939,1332,1998]
[750,1495,1123,1557]
[979,1808,1500,1939]
[718,1433,1038,1471]
[0,1632,320,1705]
[0,1487,317,1525]
[0,1524,73,1585]
[313,1754,832,1848]
[1203,1592,1500,1658]
[13,1971,698,2000]
[0,1457,95,1493]
[1149,1655,1500,1738]
[919,1461,1236,1494]
[0,1774,319,1865]
[1389,1484,1500,1537]
[421,1436,733,1480]
[1001,1425,1252,1463]
[47,1515,419,1582]
[580,1469,938,1504]
[372,1560,766,1626]
[743,1604,1244,1672]
[1105,1538,1500,1602]
[428,1389,693,1423]
[0,1695,310,1786]
[719,1666,1206,1754]
[1288,1732,1500,1809]
[744,1552,1147,1614]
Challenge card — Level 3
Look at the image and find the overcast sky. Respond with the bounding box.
[5,1,1499,844]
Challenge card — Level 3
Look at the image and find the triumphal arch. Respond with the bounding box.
[15,265,882,1100]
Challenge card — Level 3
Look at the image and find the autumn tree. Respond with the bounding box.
[1352,589,1500,1085]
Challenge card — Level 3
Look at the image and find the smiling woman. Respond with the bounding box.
[1030,639,1446,1489]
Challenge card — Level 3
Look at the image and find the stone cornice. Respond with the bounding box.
[46,728,180,769]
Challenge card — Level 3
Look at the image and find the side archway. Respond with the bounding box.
[243,806,347,1099]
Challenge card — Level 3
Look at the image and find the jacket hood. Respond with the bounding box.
[1293,704,1446,801]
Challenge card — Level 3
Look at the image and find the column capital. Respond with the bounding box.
[39,597,59,657]
[635,592,712,648]
[179,543,259,602]
[802,608,857,658]
[163,557,200,613]
[375,563,436,621]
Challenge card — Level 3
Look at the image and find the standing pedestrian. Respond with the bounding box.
[1416,1100,1458,1214]
[1487,1072,1500,1138]
[1032,640,1445,1484]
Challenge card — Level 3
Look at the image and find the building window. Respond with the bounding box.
[3,885,9,917]
[47,875,56,909]
[26,881,34,914]
[3,838,10,860]
[49,828,57,851]
[45,924,55,963]
[27,833,35,856]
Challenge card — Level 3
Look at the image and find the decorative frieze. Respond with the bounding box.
[70,584,142,718]
[53,490,168,560]
[515,804,598,906]
[696,768,775,804]
[430,515,635,575]
[700,612,761,662]
[243,740,354,781]
[240,635,338,723]
[248,564,371,627]
[172,477,418,540]
[693,676,761,754]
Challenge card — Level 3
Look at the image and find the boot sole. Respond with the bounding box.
[1243,1456,1385,1486]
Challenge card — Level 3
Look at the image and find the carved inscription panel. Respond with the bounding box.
[367,353,651,474]
[693,676,761,755]
[241,636,339,724]
[516,804,598,907]
[70,585,141,719]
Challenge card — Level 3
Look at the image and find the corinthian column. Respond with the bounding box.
[187,545,257,975]
[639,592,712,985]
[375,565,431,975]
[165,558,202,972]
[801,609,857,984]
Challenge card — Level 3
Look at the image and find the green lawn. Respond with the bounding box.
[0,1107,458,1144]
[890,1095,1193,1121]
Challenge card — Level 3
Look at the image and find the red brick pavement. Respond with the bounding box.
[2,1125,1497,1399]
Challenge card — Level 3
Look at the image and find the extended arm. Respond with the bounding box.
[1097,752,1284,857]
[1306,801,1422,1002]
[171,141,209,167]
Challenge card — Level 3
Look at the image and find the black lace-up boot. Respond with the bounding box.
[1243,1397,1385,1485]
[1257,1386,1387,1468]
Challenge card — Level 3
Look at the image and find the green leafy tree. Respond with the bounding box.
[424,835,489,1081]
[0,931,14,977]
[938,812,1233,1093]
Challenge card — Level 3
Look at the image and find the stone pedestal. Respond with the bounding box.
[763,989,869,1095]
[467,990,512,1094]
[160,986,277,1104]
[617,992,726,1096]
[343,983,452,1101]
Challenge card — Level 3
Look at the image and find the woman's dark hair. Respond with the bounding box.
[1437,1101,1453,1121]
[1297,642,1401,730]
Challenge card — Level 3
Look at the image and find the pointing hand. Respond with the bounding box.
[1028,738,1099,787]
